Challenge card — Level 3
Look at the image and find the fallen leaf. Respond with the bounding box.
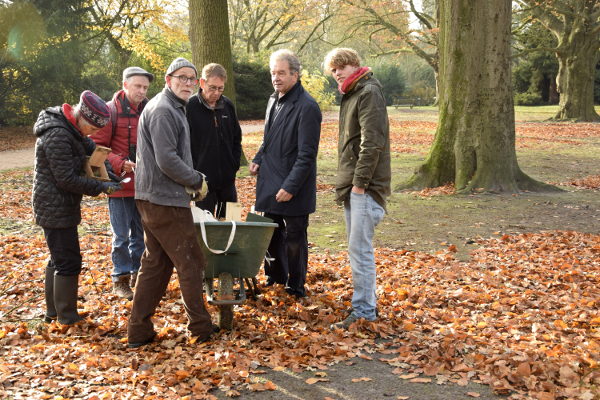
[351,377,372,382]
[264,380,276,390]
[410,378,431,383]
[399,374,419,380]
[306,377,329,385]
[249,383,266,392]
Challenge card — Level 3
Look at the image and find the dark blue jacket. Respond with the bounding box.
[252,81,322,216]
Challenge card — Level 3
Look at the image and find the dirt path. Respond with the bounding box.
[0,123,266,172]
[0,148,35,171]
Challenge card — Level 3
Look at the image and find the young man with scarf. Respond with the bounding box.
[93,67,154,300]
[323,48,391,329]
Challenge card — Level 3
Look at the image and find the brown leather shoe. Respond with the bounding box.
[113,275,133,300]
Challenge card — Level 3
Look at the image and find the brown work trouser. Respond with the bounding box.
[127,200,212,343]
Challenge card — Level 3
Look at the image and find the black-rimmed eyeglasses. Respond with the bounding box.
[170,75,199,85]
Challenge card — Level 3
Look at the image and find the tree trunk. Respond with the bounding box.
[189,0,247,165]
[189,0,236,106]
[400,0,558,194]
[554,16,600,121]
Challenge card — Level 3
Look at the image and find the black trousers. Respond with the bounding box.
[43,226,82,276]
[263,213,309,297]
[195,182,238,220]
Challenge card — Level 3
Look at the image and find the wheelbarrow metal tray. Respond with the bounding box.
[194,221,278,279]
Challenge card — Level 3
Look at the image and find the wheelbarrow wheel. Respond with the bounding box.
[217,272,234,331]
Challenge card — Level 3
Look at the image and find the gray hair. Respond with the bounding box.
[270,49,301,78]
[71,106,91,127]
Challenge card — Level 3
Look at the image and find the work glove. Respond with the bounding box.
[107,170,122,183]
[101,182,122,195]
[185,172,208,201]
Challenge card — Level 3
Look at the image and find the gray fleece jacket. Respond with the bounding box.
[135,87,203,208]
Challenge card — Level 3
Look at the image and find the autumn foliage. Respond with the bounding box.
[1,118,600,399]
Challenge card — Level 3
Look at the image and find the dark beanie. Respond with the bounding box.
[78,90,110,128]
[166,57,197,77]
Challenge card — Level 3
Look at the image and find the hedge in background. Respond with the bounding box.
[233,61,272,120]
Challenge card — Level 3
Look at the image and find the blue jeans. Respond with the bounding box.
[344,192,385,321]
[108,197,145,282]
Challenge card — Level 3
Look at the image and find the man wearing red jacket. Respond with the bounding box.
[93,67,154,300]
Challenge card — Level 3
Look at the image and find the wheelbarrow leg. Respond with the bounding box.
[217,272,234,331]
[244,277,259,300]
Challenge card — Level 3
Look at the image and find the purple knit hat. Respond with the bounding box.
[78,90,110,128]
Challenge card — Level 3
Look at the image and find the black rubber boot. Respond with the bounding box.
[54,274,84,325]
[44,266,57,323]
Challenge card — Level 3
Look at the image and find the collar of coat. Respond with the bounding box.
[163,86,188,107]
[196,89,225,110]
[61,103,84,137]
[113,89,148,117]
[271,80,302,103]
[339,66,372,94]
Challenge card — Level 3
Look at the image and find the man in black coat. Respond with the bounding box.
[187,63,242,220]
[249,49,322,298]
[33,90,121,325]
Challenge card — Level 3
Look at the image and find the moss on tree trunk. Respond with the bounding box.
[400,0,560,194]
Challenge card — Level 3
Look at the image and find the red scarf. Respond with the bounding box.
[62,103,83,137]
[338,66,371,94]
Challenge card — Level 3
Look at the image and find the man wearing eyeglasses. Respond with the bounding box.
[186,63,242,220]
[128,57,217,349]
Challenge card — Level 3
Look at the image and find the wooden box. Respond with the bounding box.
[83,146,111,181]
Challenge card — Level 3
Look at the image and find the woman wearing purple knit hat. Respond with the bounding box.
[32,90,123,325]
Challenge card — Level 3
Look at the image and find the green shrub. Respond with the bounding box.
[514,91,543,106]
[302,71,336,111]
[233,61,272,120]
[371,62,407,106]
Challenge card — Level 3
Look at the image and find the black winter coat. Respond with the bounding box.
[32,106,105,228]
[252,82,322,216]
[186,93,242,191]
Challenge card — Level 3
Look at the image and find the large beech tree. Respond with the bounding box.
[402,0,557,194]
[515,0,600,122]
[189,0,236,105]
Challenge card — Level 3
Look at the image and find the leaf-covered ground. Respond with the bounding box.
[1,115,600,399]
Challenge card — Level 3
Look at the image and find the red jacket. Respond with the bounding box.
[92,90,147,197]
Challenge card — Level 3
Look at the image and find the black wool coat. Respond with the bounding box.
[186,93,242,191]
[32,106,105,228]
[252,82,322,216]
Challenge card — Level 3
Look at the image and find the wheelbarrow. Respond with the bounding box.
[194,214,277,330]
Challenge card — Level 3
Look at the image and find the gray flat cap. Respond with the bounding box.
[123,67,154,83]
[166,57,197,77]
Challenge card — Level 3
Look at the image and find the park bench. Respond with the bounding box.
[393,99,414,109]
